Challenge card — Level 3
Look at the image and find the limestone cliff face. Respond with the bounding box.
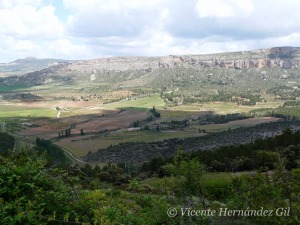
[160,47,300,70]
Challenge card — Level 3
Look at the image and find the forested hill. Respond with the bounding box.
[0,132,15,152]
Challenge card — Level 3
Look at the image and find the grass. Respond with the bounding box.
[103,94,165,110]
[168,99,282,114]
[195,117,281,132]
[142,172,235,195]
[0,85,30,92]
[0,105,56,118]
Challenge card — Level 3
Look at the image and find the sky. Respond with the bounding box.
[0,0,300,62]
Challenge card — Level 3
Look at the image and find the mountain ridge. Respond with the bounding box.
[0,57,71,78]
[1,46,300,88]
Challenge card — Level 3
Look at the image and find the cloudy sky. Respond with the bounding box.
[0,0,299,62]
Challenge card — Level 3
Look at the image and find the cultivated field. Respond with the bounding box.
[56,116,280,158]
[168,97,283,115]
[102,94,165,110]
[56,130,206,157]
[195,117,282,132]
[1,87,287,161]
[17,109,148,138]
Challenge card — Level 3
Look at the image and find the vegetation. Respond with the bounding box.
[0,85,29,93]
[2,50,300,224]
[0,132,15,152]
[103,94,165,110]
[142,129,300,173]
[35,138,70,167]
[0,146,299,224]
[82,121,299,163]
[248,104,300,119]
[0,105,56,118]
[197,113,248,124]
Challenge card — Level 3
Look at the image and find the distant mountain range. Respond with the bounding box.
[0,57,70,77]
[1,47,300,92]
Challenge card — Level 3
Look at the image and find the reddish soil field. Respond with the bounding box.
[15,99,101,108]
[76,110,148,132]
[18,109,148,138]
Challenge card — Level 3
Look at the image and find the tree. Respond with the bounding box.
[256,150,280,171]
[152,106,156,113]
[0,132,15,153]
[0,152,73,224]
[164,149,206,207]
[133,120,140,127]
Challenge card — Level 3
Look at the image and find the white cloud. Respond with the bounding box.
[47,39,96,59]
[64,0,170,37]
[0,5,64,39]
[63,0,165,12]
[0,0,96,62]
[195,0,254,18]
[0,35,39,52]
[0,0,42,8]
[0,0,300,63]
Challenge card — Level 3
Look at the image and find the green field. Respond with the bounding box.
[169,97,282,114]
[0,85,30,92]
[195,117,281,132]
[0,105,56,118]
[103,94,165,110]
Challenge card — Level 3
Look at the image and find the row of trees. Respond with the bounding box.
[180,91,262,106]
[198,113,247,124]
[58,128,85,139]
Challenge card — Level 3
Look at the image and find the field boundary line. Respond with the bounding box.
[54,143,86,164]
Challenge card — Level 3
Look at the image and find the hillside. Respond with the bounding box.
[1,47,300,92]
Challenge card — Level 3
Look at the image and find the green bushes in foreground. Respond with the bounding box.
[1,150,300,224]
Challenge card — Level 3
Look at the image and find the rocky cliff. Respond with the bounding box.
[50,46,300,73]
[61,46,300,73]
